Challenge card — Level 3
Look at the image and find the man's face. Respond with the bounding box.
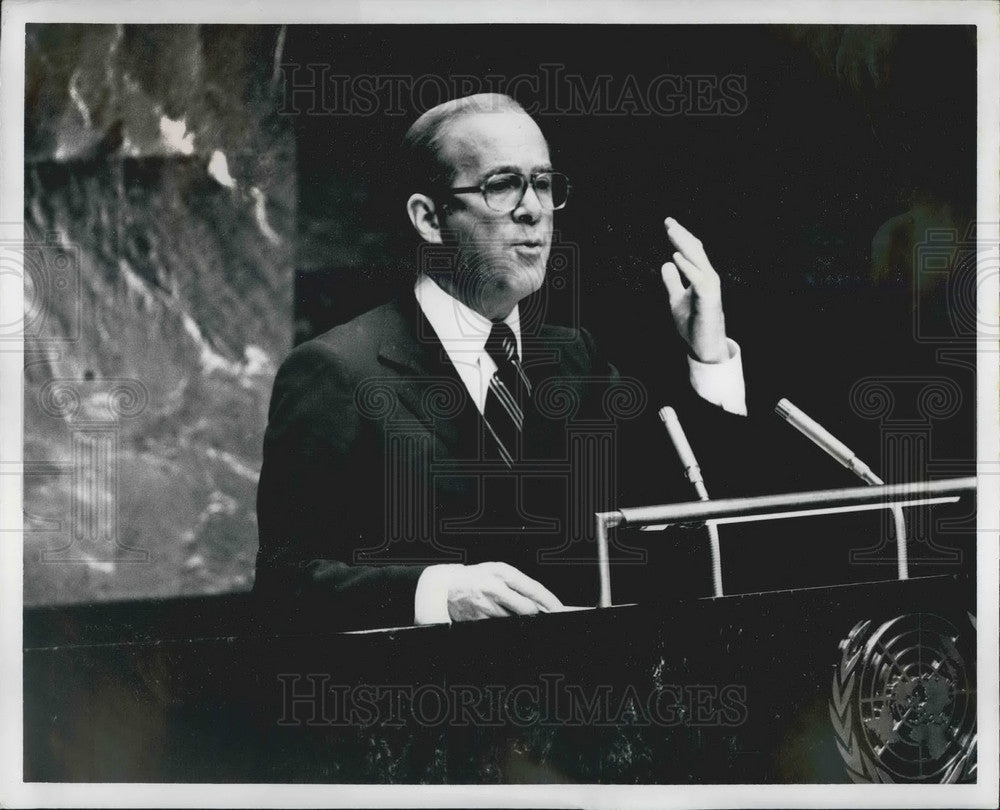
[435,110,554,314]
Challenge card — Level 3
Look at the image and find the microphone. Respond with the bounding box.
[773,397,908,579]
[659,406,723,597]
[774,398,883,485]
[658,405,709,499]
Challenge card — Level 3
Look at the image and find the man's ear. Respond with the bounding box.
[406,193,445,244]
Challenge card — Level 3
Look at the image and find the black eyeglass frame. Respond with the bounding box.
[447,171,572,213]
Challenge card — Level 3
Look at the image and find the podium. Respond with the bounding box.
[23,478,978,783]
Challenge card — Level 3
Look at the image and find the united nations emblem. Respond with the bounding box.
[830,612,977,783]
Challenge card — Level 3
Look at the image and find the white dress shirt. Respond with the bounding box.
[412,272,747,624]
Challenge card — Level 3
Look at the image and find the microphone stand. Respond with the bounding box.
[660,406,724,597]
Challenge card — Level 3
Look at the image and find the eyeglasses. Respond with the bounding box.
[448,171,571,213]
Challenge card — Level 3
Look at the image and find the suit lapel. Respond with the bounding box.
[375,293,482,459]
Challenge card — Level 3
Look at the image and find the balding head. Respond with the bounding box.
[401,93,531,199]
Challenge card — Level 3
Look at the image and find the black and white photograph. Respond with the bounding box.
[1,1,997,807]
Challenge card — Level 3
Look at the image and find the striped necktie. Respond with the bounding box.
[483,321,533,467]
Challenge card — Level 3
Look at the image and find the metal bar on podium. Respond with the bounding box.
[594,476,976,608]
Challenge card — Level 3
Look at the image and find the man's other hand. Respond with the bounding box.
[446,562,563,621]
[659,217,730,363]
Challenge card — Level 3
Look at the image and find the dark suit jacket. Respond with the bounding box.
[254,290,746,631]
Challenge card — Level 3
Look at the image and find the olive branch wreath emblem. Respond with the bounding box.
[830,613,977,784]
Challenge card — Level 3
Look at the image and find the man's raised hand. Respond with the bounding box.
[659,217,730,363]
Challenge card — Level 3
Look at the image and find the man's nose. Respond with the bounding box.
[512,183,544,223]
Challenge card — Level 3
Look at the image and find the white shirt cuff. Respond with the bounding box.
[414,564,464,625]
[686,337,748,416]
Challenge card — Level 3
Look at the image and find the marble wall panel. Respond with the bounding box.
[23,24,295,605]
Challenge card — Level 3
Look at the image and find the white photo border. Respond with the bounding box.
[1,1,996,808]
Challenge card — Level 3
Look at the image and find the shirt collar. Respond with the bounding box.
[414,273,522,360]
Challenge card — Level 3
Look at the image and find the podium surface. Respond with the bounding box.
[24,574,976,783]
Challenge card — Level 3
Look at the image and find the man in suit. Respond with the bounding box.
[254,94,747,631]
